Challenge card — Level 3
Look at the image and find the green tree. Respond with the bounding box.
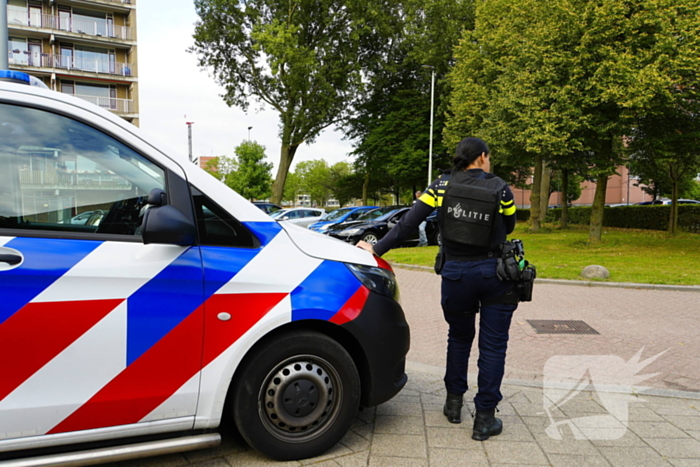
[345,0,472,203]
[295,159,332,207]
[445,0,700,242]
[192,0,393,205]
[328,161,355,207]
[282,171,303,205]
[203,156,236,181]
[226,141,273,201]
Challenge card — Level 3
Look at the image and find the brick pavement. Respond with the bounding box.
[394,267,700,393]
[115,268,700,467]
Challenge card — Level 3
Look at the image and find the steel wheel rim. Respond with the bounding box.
[363,234,378,245]
[259,355,342,443]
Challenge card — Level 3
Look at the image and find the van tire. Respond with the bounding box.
[231,331,360,461]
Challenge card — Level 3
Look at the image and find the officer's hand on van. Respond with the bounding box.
[356,241,376,255]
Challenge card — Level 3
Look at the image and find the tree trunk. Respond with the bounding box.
[588,174,608,243]
[362,171,369,206]
[669,179,679,235]
[538,159,551,224]
[271,143,298,205]
[529,153,543,231]
[560,168,569,229]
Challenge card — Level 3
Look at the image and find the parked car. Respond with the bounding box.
[0,71,409,464]
[308,206,377,233]
[70,210,96,225]
[636,199,699,206]
[326,206,439,246]
[270,207,325,227]
[252,201,282,214]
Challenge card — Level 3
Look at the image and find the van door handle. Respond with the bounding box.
[0,254,22,265]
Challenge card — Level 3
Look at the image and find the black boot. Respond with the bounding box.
[472,408,502,441]
[443,393,463,424]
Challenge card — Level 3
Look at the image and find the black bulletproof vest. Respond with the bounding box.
[440,170,506,249]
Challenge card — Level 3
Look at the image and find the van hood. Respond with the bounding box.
[279,221,377,267]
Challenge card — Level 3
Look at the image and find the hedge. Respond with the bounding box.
[516,205,700,233]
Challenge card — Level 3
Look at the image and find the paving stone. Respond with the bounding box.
[428,447,489,466]
[483,441,549,465]
[531,433,601,456]
[116,453,190,467]
[297,443,353,464]
[590,430,647,447]
[339,428,372,452]
[627,406,666,422]
[645,403,700,417]
[373,415,425,435]
[356,406,377,424]
[645,438,700,458]
[370,434,427,458]
[349,422,374,441]
[423,409,471,429]
[667,459,700,467]
[188,459,233,467]
[597,446,673,467]
[546,453,612,467]
[376,400,423,417]
[368,457,428,467]
[485,421,535,442]
[663,415,700,431]
[425,427,478,449]
[629,420,691,438]
[225,451,301,466]
[557,398,606,415]
[332,451,370,467]
[183,433,248,463]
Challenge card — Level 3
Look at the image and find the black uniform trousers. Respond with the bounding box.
[440,258,517,411]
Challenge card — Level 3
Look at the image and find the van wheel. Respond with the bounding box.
[231,331,360,461]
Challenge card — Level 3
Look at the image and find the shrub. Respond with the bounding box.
[519,205,700,233]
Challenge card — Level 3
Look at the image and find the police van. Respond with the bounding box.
[0,71,409,465]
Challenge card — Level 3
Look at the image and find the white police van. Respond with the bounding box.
[0,71,409,465]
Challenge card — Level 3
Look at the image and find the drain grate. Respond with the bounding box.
[526,319,599,335]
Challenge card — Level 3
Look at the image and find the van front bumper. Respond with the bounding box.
[341,291,410,407]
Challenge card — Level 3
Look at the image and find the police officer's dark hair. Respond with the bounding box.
[452,137,490,170]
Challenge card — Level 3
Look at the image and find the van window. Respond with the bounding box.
[0,103,164,236]
[191,187,258,248]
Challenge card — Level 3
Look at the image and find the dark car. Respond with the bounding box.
[327,206,439,246]
[252,201,282,214]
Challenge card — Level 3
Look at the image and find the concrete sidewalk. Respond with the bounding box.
[118,268,700,466]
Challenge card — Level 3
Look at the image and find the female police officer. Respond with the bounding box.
[356,137,518,441]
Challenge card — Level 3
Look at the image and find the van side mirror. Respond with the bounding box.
[142,188,196,246]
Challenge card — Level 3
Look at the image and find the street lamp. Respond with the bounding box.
[422,65,435,187]
[248,126,253,141]
[186,121,195,163]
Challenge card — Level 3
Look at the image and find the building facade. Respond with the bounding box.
[7,0,139,125]
[511,166,656,209]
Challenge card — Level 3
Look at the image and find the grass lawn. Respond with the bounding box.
[382,223,700,286]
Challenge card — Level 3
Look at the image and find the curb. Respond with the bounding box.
[390,262,700,293]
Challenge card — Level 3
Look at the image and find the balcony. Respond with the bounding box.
[73,94,135,114]
[7,6,135,42]
[9,52,136,78]
[19,170,131,189]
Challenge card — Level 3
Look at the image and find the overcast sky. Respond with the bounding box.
[136,0,355,172]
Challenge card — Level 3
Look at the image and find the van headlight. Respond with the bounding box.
[346,263,399,300]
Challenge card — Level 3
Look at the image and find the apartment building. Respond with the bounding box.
[7,0,139,125]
